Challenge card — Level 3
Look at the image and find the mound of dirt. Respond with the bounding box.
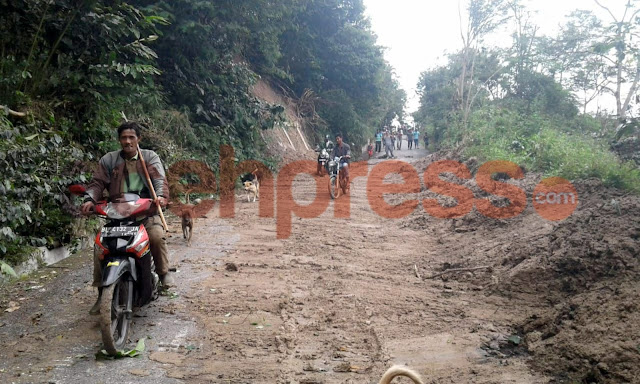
[513,181,640,383]
[396,151,640,383]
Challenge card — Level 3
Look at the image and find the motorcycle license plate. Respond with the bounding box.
[101,226,139,237]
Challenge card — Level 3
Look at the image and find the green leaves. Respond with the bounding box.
[0,261,17,278]
[126,40,159,60]
[508,335,522,345]
[107,62,160,79]
[145,16,170,26]
[0,117,88,260]
[97,338,146,359]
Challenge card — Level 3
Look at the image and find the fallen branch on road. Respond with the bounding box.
[426,266,491,279]
[1,105,27,117]
[413,264,421,279]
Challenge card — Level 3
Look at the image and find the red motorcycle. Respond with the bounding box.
[72,186,159,355]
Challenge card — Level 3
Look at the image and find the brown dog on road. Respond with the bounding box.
[243,181,259,202]
[181,203,195,246]
[242,167,261,203]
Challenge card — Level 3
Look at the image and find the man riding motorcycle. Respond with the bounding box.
[81,121,174,315]
[331,134,351,190]
[316,134,334,175]
[323,134,334,150]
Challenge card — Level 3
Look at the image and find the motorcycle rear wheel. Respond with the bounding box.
[329,176,339,199]
[99,278,133,355]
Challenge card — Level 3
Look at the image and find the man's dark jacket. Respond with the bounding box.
[85,149,169,203]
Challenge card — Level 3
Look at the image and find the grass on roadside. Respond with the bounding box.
[465,112,640,193]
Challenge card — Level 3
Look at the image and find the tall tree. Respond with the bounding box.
[507,0,539,97]
[276,0,405,142]
[538,11,610,114]
[591,0,640,120]
[456,0,509,130]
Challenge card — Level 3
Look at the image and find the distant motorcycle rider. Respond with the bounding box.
[331,133,351,189]
[323,134,334,151]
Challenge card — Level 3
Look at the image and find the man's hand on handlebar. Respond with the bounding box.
[156,196,167,208]
[81,201,95,215]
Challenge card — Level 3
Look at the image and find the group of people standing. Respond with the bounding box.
[372,127,427,159]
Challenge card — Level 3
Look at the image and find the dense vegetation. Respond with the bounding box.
[413,0,640,191]
[0,0,405,261]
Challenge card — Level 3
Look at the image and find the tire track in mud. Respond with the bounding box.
[158,213,290,383]
[274,173,391,383]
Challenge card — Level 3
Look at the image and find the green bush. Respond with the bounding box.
[0,116,91,259]
[465,107,640,193]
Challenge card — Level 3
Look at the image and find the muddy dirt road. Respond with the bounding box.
[1,144,638,383]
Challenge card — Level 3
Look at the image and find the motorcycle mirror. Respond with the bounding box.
[69,184,87,196]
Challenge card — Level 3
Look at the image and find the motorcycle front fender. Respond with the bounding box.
[101,256,138,287]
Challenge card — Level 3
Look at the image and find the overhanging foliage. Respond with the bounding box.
[0,0,405,261]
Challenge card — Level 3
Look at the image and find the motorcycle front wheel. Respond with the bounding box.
[329,176,339,199]
[99,278,133,355]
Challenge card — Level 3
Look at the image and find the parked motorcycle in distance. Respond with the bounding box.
[315,146,330,176]
[71,185,159,355]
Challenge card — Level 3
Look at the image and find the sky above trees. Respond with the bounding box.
[363,0,621,113]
